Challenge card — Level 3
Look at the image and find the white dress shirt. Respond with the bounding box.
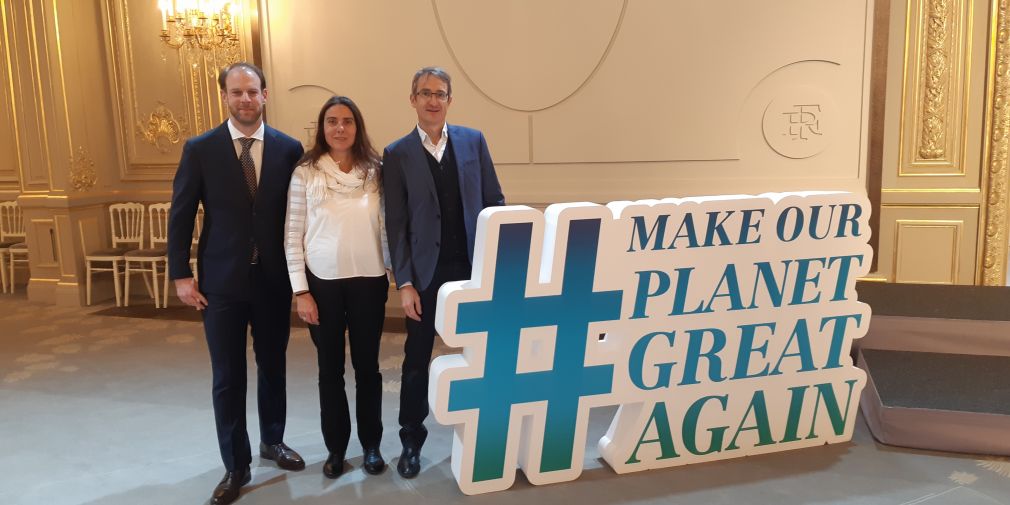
[227,119,265,182]
[417,123,449,162]
[285,154,391,293]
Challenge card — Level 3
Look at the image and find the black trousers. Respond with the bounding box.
[307,271,389,456]
[399,259,471,449]
[202,262,292,471]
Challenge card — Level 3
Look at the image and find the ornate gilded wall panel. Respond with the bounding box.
[875,0,994,285]
[876,205,979,284]
[2,0,66,191]
[980,0,1010,285]
[0,0,21,189]
[54,214,75,279]
[894,220,962,282]
[101,0,253,181]
[895,0,978,181]
[28,218,58,267]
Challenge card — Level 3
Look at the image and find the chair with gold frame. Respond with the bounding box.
[0,201,27,294]
[81,202,145,306]
[124,203,171,308]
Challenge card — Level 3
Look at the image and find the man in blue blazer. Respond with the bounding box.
[167,62,305,505]
[383,66,506,478]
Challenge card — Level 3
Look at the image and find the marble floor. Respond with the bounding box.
[1,294,1009,505]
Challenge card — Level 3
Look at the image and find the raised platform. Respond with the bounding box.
[858,348,1010,455]
[855,282,1010,456]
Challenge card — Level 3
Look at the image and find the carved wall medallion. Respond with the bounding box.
[136,102,187,153]
[68,146,97,192]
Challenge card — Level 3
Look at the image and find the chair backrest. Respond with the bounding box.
[109,203,145,248]
[148,203,171,248]
[193,203,205,245]
[0,201,24,241]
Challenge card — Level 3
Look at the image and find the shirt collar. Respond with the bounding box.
[416,123,448,145]
[228,119,265,142]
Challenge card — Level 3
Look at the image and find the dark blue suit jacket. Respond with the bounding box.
[167,122,304,298]
[383,124,505,291]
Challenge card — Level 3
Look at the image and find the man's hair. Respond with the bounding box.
[218,62,266,91]
[411,66,452,97]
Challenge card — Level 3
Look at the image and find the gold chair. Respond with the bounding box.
[0,202,27,294]
[81,202,145,306]
[0,202,16,293]
[125,203,170,308]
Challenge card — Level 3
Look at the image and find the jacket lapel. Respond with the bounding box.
[405,128,438,204]
[448,123,470,199]
[258,126,280,204]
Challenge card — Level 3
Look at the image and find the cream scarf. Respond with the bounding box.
[304,153,375,205]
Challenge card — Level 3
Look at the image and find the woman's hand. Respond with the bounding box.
[296,292,320,325]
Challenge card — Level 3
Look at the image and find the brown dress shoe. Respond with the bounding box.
[210,467,251,505]
[259,442,306,471]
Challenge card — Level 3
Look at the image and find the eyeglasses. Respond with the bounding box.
[415,89,450,102]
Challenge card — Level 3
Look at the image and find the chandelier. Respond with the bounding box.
[158,0,239,51]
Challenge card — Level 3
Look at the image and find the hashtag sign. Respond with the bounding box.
[431,207,623,493]
[432,194,874,495]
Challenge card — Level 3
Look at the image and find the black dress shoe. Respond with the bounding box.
[396,446,420,479]
[210,467,251,505]
[323,452,345,479]
[362,446,386,475]
[259,442,306,471]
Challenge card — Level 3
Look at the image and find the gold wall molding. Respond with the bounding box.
[896,0,974,178]
[0,0,22,188]
[102,0,251,181]
[980,0,1010,285]
[876,205,979,284]
[135,102,186,153]
[185,45,242,134]
[68,146,97,192]
[919,0,951,160]
[893,219,962,283]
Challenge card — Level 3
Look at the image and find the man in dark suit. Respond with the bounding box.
[383,66,506,478]
[167,62,305,505]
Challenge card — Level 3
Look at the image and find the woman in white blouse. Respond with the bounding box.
[285,96,390,479]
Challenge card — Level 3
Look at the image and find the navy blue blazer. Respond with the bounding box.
[167,122,304,298]
[383,124,505,291]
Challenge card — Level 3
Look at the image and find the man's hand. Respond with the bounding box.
[174,277,207,310]
[295,292,320,325]
[400,285,422,321]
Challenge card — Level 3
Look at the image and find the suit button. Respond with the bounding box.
[436,214,441,219]
[435,241,440,247]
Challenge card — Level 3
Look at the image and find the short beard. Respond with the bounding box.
[230,107,262,127]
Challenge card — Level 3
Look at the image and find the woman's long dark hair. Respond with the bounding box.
[298,95,380,180]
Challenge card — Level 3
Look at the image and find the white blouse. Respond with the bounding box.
[284,154,391,293]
